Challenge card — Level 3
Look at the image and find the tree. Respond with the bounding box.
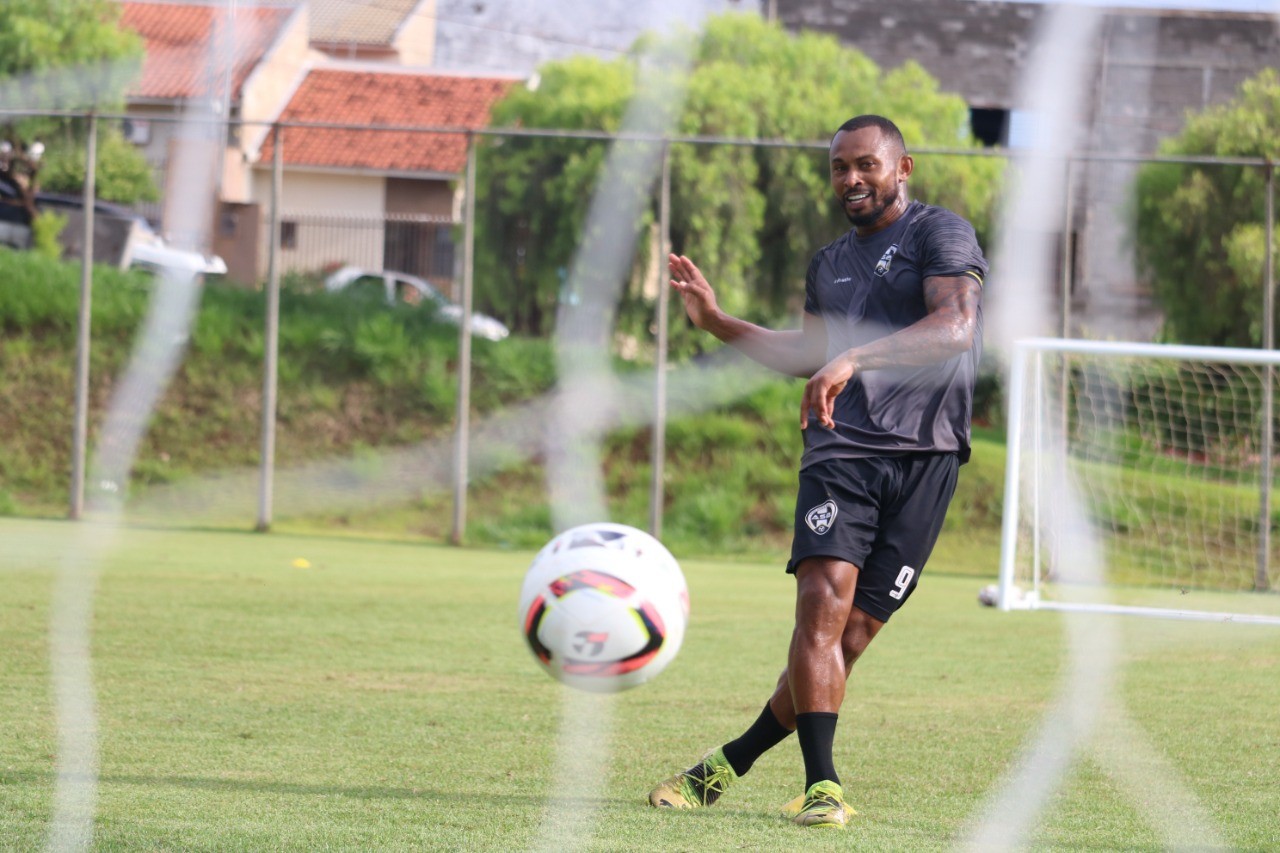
[0,0,155,211]
[1134,68,1280,348]
[473,14,1003,350]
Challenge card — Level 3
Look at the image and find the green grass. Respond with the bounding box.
[3,518,1279,850]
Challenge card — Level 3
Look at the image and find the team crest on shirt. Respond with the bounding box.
[805,500,838,535]
[874,244,899,277]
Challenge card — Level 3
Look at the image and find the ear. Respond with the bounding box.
[897,153,914,183]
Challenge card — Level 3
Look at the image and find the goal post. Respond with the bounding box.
[998,337,1280,624]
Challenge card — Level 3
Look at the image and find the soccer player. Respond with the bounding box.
[648,115,987,827]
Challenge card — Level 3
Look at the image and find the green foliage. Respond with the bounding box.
[0,252,556,508]
[0,0,139,75]
[476,14,1002,350]
[29,209,65,260]
[38,123,159,202]
[0,0,155,204]
[0,246,149,333]
[1134,68,1280,347]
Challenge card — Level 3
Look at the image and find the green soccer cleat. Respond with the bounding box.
[786,780,852,828]
[780,790,857,821]
[647,747,739,809]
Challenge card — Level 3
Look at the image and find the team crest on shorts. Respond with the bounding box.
[805,500,838,535]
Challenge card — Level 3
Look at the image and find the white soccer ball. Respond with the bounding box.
[518,522,689,693]
[978,583,1025,607]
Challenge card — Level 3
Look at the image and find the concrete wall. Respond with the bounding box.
[431,0,762,74]
[779,0,1038,109]
[385,176,454,217]
[394,0,437,66]
[233,6,314,201]
[777,1,1280,123]
[250,168,387,276]
[251,169,382,214]
[776,0,1280,341]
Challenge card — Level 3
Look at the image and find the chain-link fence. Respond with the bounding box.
[0,110,1274,552]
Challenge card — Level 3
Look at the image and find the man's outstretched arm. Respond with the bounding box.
[669,254,827,379]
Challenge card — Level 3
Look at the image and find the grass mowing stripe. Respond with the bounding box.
[2,518,1278,850]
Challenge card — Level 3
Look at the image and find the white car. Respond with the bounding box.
[127,226,227,275]
[324,265,510,342]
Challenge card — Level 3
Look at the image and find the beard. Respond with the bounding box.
[842,181,903,227]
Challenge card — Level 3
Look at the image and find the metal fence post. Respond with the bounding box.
[649,143,672,538]
[69,111,98,520]
[1259,161,1275,591]
[1060,156,1075,338]
[257,124,283,532]
[451,136,477,545]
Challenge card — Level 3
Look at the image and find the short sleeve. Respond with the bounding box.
[803,252,823,315]
[915,209,988,283]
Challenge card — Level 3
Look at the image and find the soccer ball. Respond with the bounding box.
[518,522,689,693]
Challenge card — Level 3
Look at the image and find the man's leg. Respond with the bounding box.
[788,556,862,789]
[648,562,886,812]
[765,595,886,729]
[722,597,886,775]
[781,557,889,827]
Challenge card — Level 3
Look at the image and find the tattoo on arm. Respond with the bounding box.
[844,275,982,372]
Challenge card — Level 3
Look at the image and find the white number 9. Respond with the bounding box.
[888,565,915,600]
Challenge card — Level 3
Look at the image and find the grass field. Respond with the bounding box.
[3,518,1280,851]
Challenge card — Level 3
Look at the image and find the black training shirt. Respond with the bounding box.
[802,200,987,467]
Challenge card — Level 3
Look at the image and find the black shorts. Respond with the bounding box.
[787,453,959,622]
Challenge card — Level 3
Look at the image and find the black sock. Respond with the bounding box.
[720,702,794,777]
[795,711,840,790]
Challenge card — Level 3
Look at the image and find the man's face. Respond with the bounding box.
[829,127,913,232]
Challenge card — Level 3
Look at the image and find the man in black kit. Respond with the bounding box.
[648,115,987,828]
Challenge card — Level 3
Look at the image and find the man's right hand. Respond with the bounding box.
[669,254,719,331]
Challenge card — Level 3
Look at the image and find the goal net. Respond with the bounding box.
[998,337,1280,623]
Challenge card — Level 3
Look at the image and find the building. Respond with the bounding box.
[116,0,515,286]
[235,65,516,286]
[118,0,310,229]
[775,0,1280,338]
[430,0,761,74]
[309,0,437,65]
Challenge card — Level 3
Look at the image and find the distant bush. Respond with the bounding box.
[30,211,67,261]
[0,247,151,335]
[0,252,557,511]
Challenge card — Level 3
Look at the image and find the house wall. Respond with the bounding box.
[231,6,315,202]
[394,0,437,66]
[121,102,184,211]
[385,177,454,217]
[251,169,387,276]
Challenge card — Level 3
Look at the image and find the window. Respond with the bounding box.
[969,107,1037,149]
[121,118,151,146]
[969,107,1009,147]
[280,220,297,250]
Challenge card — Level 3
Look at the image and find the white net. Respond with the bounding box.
[1001,337,1280,622]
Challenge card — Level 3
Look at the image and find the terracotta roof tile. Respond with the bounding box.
[120,1,296,102]
[260,69,516,175]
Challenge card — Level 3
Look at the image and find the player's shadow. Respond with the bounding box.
[4,770,802,827]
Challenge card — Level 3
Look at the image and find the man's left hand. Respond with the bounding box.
[801,356,855,430]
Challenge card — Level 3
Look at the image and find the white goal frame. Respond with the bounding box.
[998,337,1280,624]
